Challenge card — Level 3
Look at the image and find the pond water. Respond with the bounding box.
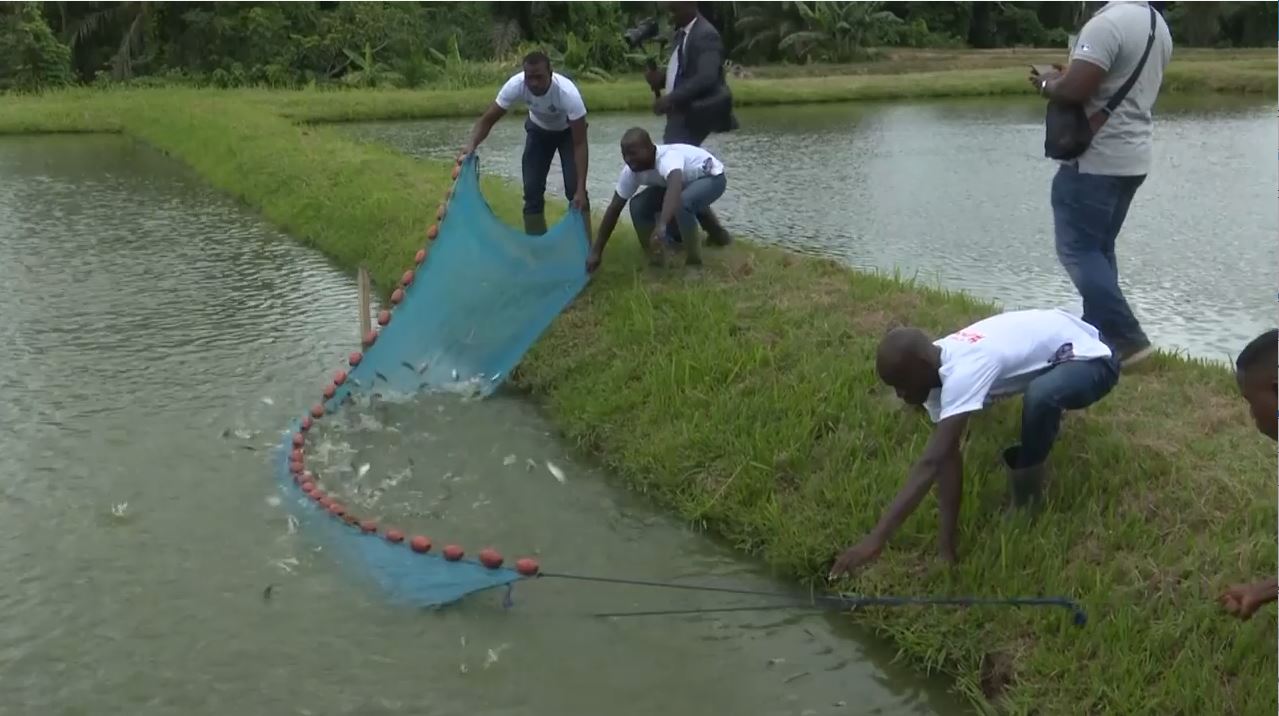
[342,94,1277,363]
[0,135,969,714]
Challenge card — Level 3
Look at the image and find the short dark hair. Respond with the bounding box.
[522,51,551,70]
[1236,328,1278,375]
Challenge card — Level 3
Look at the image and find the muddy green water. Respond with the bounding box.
[343,95,1276,363]
[0,135,969,714]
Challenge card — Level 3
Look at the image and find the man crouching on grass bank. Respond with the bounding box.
[586,128,727,272]
[1217,328,1278,621]
[830,308,1121,577]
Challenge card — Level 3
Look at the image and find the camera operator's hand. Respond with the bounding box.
[644,67,663,92]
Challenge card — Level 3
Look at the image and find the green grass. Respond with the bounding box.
[2,52,1269,132]
[0,70,1274,715]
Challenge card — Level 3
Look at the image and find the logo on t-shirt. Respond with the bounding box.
[1049,342,1075,365]
[951,330,985,344]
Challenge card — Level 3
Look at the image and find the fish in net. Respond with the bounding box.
[274,154,589,608]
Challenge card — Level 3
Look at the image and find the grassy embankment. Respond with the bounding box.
[1,57,1274,715]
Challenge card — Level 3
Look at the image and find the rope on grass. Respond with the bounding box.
[535,572,1087,626]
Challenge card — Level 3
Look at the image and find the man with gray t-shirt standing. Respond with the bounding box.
[1031,1,1172,368]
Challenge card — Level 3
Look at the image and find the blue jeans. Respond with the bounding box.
[628,173,728,247]
[1051,164,1148,351]
[521,119,578,216]
[1009,355,1121,469]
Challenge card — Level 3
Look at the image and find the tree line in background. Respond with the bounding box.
[2,1,1273,92]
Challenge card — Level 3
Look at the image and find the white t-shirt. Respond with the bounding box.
[615,144,726,200]
[494,71,587,131]
[923,308,1113,423]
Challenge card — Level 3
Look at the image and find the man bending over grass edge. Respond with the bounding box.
[1218,328,1278,620]
[586,127,727,272]
[830,308,1121,577]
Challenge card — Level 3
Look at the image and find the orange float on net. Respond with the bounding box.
[289,461,303,475]
[327,502,346,517]
[377,309,391,326]
[413,250,425,265]
[349,351,363,367]
[322,383,336,399]
[290,448,303,462]
[391,288,406,306]
[427,224,439,241]
[515,558,540,576]
[333,369,347,386]
[319,497,334,510]
[300,416,313,432]
[442,544,463,561]
[310,404,325,419]
[401,269,414,287]
[362,329,378,348]
[359,519,378,534]
[311,489,327,502]
[291,432,305,447]
[301,480,316,494]
[385,529,405,544]
[478,548,503,569]
[410,535,432,554]
[436,204,447,221]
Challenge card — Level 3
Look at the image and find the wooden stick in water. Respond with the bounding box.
[357,265,372,340]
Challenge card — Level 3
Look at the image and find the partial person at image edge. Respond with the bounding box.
[1031,0,1173,369]
[1218,328,1279,621]
[459,51,590,237]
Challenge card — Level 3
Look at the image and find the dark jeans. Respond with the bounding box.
[1051,164,1148,350]
[628,173,728,247]
[1011,355,1121,469]
[521,118,578,216]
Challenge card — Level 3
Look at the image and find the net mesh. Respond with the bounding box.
[274,153,589,608]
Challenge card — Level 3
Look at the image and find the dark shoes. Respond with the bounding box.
[1117,339,1155,369]
[523,213,548,236]
[1002,446,1045,514]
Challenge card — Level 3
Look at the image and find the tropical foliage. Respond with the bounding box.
[1,1,1273,92]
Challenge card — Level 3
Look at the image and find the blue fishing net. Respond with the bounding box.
[273,153,589,608]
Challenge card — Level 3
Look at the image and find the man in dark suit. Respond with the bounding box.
[643,1,737,247]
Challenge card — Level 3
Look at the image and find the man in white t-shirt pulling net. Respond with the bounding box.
[829,308,1122,578]
[585,128,727,271]
[460,51,590,236]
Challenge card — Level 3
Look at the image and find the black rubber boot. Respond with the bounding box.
[697,208,732,247]
[1002,446,1045,513]
[523,213,547,236]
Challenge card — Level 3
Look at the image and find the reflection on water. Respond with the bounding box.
[0,136,968,714]
[343,95,1276,363]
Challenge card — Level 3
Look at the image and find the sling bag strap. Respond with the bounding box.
[1100,5,1157,118]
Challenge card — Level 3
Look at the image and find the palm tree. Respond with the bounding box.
[59,1,153,81]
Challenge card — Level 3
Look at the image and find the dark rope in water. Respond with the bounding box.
[536,572,1087,626]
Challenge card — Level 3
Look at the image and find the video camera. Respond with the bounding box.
[623,17,661,49]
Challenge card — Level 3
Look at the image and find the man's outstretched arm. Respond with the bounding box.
[829,414,969,578]
[569,116,590,211]
[461,102,507,156]
[586,192,628,272]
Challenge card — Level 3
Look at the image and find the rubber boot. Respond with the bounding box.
[523,212,547,236]
[1002,446,1045,514]
[632,220,665,267]
[697,208,732,247]
[682,224,704,267]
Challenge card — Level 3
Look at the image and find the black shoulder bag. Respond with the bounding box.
[1043,5,1157,161]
